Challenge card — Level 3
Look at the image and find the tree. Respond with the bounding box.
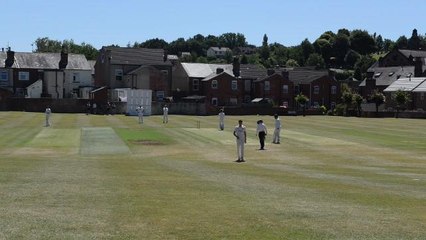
[353,55,375,80]
[408,29,421,50]
[135,38,168,49]
[353,93,364,117]
[393,89,411,118]
[341,90,353,116]
[218,33,247,49]
[306,53,325,69]
[344,50,361,69]
[295,93,309,116]
[375,34,384,52]
[260,34,270,61]
[34,37,62,53]
[270,43,288,66]
[286,59,299,67]
[333,33,350,67]
[313,38,333,67]
[383,38,395,52]
[34,37,98,60]
[300,38,314,63]
[395,36,408,49]
[369,89,386,114]
[349,30,376,55]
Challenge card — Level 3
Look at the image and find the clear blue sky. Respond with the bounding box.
[3,0,426,52]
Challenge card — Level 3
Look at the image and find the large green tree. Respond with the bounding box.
[34,37,98,60]
[260,34,270,62]
[349,30,376,55]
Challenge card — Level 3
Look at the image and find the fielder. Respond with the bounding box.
[233,120,247,162]
[272,114,281,144]
[45,107,52,127]
[136,105,144,124]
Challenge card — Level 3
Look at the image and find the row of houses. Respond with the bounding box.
[359,48,426,111]
[1,45,425,115]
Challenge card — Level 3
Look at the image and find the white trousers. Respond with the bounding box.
[273,128,281,143]
[236,139,245,160]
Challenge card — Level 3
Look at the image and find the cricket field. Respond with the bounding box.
[0,111,425,239]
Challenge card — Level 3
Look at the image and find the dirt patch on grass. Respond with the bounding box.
[130,140,164,145]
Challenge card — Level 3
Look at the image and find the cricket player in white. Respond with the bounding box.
[218,108,225,130]
[233,120,247,162]
[45,107,52,127]
[162,105,169,123]
[273,114,281,144]
[136,105,144,124]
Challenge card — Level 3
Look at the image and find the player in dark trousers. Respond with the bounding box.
[256,120,267,150]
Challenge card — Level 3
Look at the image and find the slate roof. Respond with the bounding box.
[239,64,267,80]
[383,77,426,92]
[0,52,91,70]
[181,63,233,78]
[288,68,330,84]
[398,49,426,58]
[202,71,234,81]
[102,47,171,66]
[412,79,426,92]
[359,66,415,87]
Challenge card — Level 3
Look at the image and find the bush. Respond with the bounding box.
[334,103,345,116]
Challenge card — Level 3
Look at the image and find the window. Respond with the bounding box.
[314,85,320,94]
[282,85,289,94]
[19,71,29,81]
[211,80,218,89]
[244,80,251,92]
[421,93,425,101]
[211,97,218,106]
[115,69,123,81]
[193,79,200,91]
[156,91,164,101]
[331,102,336,110]
[231,80,238,90]
[73,73,80,83]
[331,86,337,95]
[0,71,8,81]
[230,98,238,105]
[264,81,270,91]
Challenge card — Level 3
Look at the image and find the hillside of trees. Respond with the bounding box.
[33,28,426,81]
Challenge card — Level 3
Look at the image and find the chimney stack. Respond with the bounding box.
[414,57,422,77]
[267,69,275,76]
[59,48,68,69]
[5,49,15,68]
[232,57,240,77]
[281,70,289,79]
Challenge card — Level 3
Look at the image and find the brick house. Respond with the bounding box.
[360,49,426,99]
[288,68,340,110]
[201,70,242,107]
[253,70,294,108]
[0,49,92,99]
[94,47,172,101]
[172,62,232,96]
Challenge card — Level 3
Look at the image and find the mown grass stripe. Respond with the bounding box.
[80,127,130,155]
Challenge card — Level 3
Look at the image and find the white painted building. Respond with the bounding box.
[112,88,152,115]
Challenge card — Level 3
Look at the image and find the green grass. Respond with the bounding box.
[0,112,425,239]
